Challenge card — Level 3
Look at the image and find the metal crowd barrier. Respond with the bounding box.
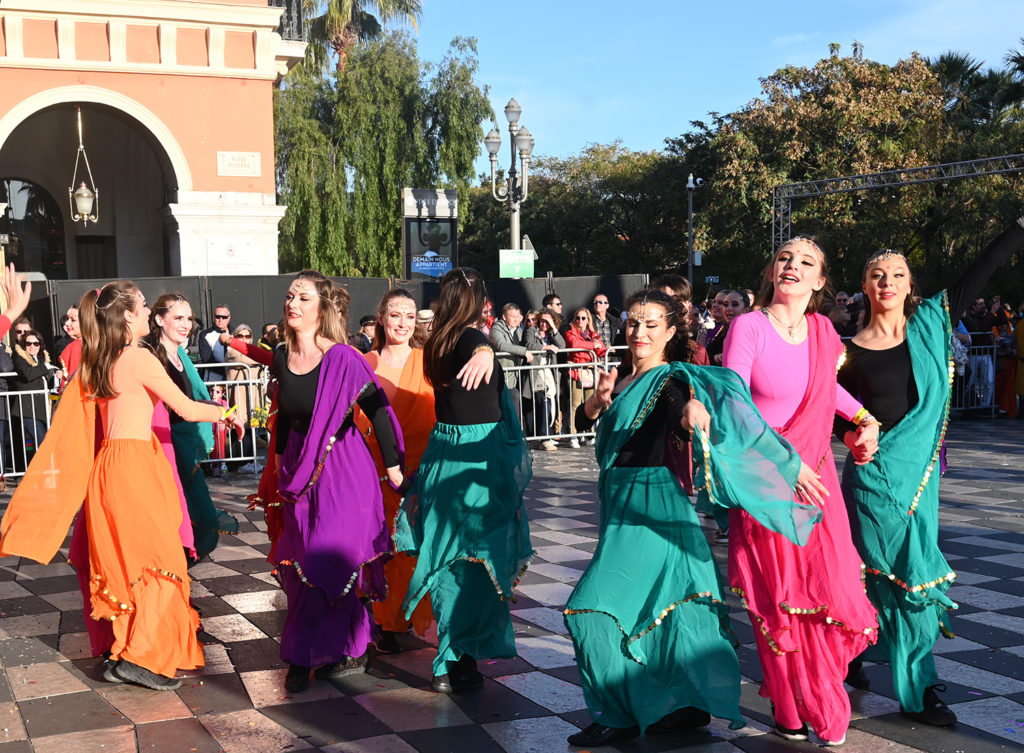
[498,345,628,444]
[0,361,271,481]
[194,361,270,476]
[950,335,1000,418]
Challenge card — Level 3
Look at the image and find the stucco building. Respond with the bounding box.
[0,0,303,279]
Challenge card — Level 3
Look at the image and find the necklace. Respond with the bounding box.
[765,307,805,340]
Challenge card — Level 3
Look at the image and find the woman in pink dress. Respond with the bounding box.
[723,236,880,746]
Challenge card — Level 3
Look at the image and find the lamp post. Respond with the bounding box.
[68,107,99,227]
[484,98,535,250]
[686,173,703,285]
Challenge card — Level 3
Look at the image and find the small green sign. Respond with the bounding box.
[499,248,534,279]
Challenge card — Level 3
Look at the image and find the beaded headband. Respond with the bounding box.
[863,249,909,275]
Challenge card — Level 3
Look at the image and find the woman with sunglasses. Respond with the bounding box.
[225,324,260,429]
[565,307,607,447]
[564,288,818,747]
[11,329,57,453]
[838,217,1024,726]
[723,237,879,746]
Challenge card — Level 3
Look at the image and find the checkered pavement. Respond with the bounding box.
[0,420,1021,752]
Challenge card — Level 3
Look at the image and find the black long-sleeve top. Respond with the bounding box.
[837,222,1024,433]
[433,328,506,425]
[273,346,400,466]
[575,370,690,468]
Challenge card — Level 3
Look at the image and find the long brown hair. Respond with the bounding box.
[754,236,832,314]
[371,288,426,351]
[423,267,488,387]
[79,281,142,399]
[281,270,345,351]
[332,282,351,335]
[570,307,595,334]
[141,292,190,372]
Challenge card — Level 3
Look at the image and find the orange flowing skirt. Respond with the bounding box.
[85,438,204,677]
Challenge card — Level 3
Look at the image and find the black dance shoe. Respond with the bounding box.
[773,720,809,741]
[314,653,369,679]
[375,630,403,654]
[844,660,871,690]
[567,722,640,747]
[901,684,957,727]
[284,664,311,693]
[431,656,484,693]
[114,660,182,691]
[647,706,711,733]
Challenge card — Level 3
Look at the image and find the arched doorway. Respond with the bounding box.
[0,101,181,279]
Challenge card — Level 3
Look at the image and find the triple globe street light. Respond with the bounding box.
[484,98,535,251]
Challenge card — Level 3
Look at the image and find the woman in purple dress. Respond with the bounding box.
[272,270,407,693]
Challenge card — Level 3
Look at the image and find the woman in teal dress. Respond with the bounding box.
[395,267,533,693]
[563,289,824,747]
[838,217,1024,726]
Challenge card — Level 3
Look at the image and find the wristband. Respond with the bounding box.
[221,404,237,420]
[853,407,869,424]
[472,344,493,357]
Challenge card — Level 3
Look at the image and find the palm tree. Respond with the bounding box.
[303,0,422,72]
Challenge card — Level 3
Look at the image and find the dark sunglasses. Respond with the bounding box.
[593,300,608,305]
[25,341,41,346]
[575,316,588,321]
[215,314,230,320]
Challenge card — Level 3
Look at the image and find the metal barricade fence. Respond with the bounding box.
[0,362,270,481]
[499,345,629,443]
[950,335,999,417]
[194,361,270,475]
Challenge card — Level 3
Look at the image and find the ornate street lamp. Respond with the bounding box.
[686,173,703,285]
[68,107,99,227]
[484,98,535,250]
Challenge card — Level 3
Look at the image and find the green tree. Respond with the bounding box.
[276,34,492,276]
[303,0,421,72]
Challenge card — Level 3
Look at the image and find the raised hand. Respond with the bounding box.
[0,264,31,325]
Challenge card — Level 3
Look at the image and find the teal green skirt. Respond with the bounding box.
[565,465,744,731]
[395,419,533,618]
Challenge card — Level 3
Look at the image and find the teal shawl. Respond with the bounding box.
[170,346,214,465]
[596,362,819,545]
[842,291,956,613]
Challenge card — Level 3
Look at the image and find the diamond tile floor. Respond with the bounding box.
[0,419,1021,752]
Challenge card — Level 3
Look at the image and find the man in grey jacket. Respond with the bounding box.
[489,303,532,421]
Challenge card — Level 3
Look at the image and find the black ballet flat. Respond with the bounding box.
[647,706,711,733]
[844,659,871,690]
[567,722,640,747]
[284,663,311,693]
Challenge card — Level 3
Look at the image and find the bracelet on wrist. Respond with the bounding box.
[853,407,869,424]
[472,344,493,357]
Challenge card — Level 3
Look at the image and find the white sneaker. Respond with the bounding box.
[541,440,558,451]
[239,462,258,473]
[584,437,596,446]
[569,438,580,449]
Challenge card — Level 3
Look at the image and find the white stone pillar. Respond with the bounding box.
[163,192,286,276]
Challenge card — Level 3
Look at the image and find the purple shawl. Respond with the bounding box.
[276,344,405,601]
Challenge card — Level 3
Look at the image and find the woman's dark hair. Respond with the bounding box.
[860,250,921,327]
[651,273,692,303]
[620,288,692,365]
[141,292,190,372]
[79,281,143,399]
[17,329,44,356]
[423,267,488,387]
[754,236,832,314]
[371,288,426,351]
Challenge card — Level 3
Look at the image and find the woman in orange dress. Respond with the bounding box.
[0,281,245,690]
[358,289,436,652]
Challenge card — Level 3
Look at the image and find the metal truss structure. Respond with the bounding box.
[772,153,1024,250]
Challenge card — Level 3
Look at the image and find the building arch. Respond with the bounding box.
[0,85,192,193]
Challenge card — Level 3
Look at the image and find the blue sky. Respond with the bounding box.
[410,0,1023,172]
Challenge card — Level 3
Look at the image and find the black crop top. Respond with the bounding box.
[836,222,1024,434]
[273,346,400,466]
[432,328,506,425]
[574,372,690,467]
